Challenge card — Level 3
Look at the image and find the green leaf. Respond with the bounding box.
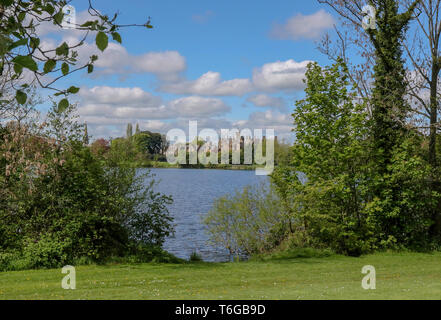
[0,35,12,56]
[55,42,69,56]
[0,0,14,6]
[30,37,40,50]
[67,86,80,94]
[45,4,55,15]
[15,90,27,105]
[53,11,64,25]
[18,12,26,22]
[14,63,23,74]
[58,99,69,113]
[111,32,122,44]
[81,21,96,28]
[8,38,28,50]
[61,62,69,76]
[96,32,108,52]
[12,55,38,71]
[43,59,56,73]
[87,64,94,74]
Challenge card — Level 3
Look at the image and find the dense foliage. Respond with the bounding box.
[0,103,174,271]
[204,184,288,259]
[272,60,438,255]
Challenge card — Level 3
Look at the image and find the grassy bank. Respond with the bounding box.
[1,252,440,300]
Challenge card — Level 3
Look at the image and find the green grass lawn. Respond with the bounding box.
[1,252,441,300]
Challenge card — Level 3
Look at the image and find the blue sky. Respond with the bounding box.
[39,0,338,140]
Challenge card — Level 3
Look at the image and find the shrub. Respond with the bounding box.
[189,251,203,262]
[204,183,288,258]
[0,103,174,270]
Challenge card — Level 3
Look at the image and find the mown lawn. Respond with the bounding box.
[1,252,440,300]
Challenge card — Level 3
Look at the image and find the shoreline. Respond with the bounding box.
[131,161,259,171]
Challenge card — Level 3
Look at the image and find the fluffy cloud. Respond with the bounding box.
[79,86,162,107]
[89,45,186,80]
[36,10,186,81]
[234,110,294,141]
[252,59,310,92]
[160,59,310,96]
[160,71,252,96]
[132,51,187,80]
[270,10,335,40]
[247,94,286,110]
[78,86,172,120]
[78,87,231,127]
[235,110,292,128]
[169,96,231,118]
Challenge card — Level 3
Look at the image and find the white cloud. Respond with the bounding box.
[169,96,231,117]
[270,10,335,40]
[160,71,252,96]
[78,86,172,120]
[78,87,231,131]
[89,45,186,80]
[160,59,310,96]
[247,94,286,110]
[133,51,187,80]
[234,110,294,141]
[79,86,162,107]
[235,110,292,128]
[252,59,310,92]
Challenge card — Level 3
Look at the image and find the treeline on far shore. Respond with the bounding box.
[87,123,291,170]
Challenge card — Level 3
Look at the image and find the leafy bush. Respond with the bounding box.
[189,252,203,262]
[21,234,72,269]
[0,103,174,270]
[204,184,289,258]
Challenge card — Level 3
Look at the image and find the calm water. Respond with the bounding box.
[142,168,268,262]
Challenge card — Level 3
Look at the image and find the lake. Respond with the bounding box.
[142,168,268,262]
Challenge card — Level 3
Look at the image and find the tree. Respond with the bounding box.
[319,1,441,239]
[403,0,441,234]
[90,138,109,157]
[83,122,89,146]
[319,0,421,175]
[134,130,166,156]
[275,60,375,255]
[126,123,133,139]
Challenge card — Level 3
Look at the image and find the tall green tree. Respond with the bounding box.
[319,0,421,174]
[272,60,375,256]
[367,0,420,174]
[134,131,166,156]
[83,122,89,146]
[126,123,133,139]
